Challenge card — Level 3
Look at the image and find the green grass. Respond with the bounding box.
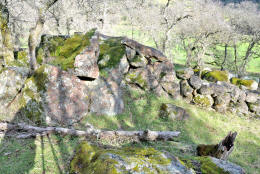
[0,88,259,173]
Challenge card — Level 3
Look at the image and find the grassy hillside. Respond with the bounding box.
[0,89,259,174]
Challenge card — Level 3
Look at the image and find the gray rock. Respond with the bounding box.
[128,55,148,68]
[189,75,202,89]
[248,99,260,116]
[0,67,28,121]
[199,84,214,95]
[159,103,190,120]
[161,82,180,99]
[176,67,194,80]
[180,80,193,102]
[245,91,259,103]
[210,157,245,174]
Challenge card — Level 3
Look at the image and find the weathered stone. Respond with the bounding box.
[180,80,193,102]
[70,141,194,174]
[213,93,231,113]
[245,91,259,103]
[161,82,180,99]
[0,67,29,121]
[211,83,228,97]
[128,55,148,68]
[125,46,136,60]
[189,75,202,89]
[152,61,176,83]
[232,101,249,115]
[89,77,124,116]
[122,37,168,62]
[176,67,194,80]
[199,84,214,95]
[210,157,245,174]
[193,94,214,107]
[159,103,190,120]
[5,65,91,126]
[248,100,260,115]
[74,36,99,79]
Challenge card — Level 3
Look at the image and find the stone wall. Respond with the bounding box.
[176,68,260,117]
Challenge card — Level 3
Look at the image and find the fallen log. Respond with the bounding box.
[0,122,180,141]
[197,131,237,160]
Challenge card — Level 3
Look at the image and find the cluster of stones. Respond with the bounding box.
[176,68,260,117]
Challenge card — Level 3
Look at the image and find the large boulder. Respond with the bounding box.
[3,65,91,126]
[70,141,194,174]
[159,103,190,120]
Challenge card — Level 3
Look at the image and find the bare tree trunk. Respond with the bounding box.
[197,131,237,160]
[240,41,255,75]
[28,17,44,71]
[234,45,239,76]
[221,44,228,70]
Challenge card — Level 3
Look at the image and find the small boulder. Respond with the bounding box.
[189,75,202,89]
[199,84,214,95]
[161,82,180,99]
[159,103,190,120]
[210,157,245,174]
[248,99,260,116]
[176,67,194,80]
[231,77,258,90]
[180,80,194,102]
[245,91,259,103]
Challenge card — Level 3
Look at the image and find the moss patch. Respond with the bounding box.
[125,71,148,89]
[37,29,96,71]
[98,37,126,71]
[231,77,256,89]
[203,70,228,82]
[193,94,213,107]
[198,157,229,174]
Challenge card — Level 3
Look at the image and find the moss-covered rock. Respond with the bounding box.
[36,29,96,71]
[125,69,149,90]
[231,77,258,90]
[202,70,229,82]
[70,141,193,174]
[159,103,190,120]
[181,157,245,174]
[193,94,214,107]
[176,67,194,80]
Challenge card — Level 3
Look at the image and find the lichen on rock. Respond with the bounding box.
[202,70,229,82]
[70,141,194,174]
